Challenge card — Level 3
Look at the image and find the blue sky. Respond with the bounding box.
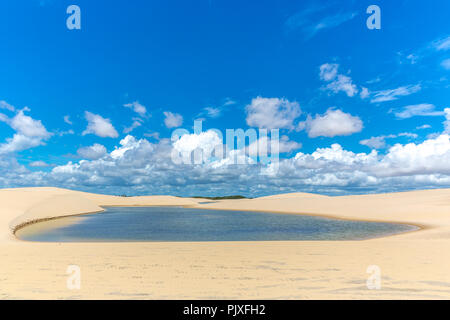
[0,0,449,196]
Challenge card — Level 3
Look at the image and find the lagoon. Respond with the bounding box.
[16,206,417,242]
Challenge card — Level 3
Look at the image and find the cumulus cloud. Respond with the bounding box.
[245,97,301,130]
[0,156,47,188]
[300,108,363,138]
[123,101,147,116]
[265,134,450,192]
[77,143,107,160]
[163,111,183,128]
[2,102,450,196]
[50,135,173,190]
[172,130,224,164]
[394,104,445,119]
[82,111,118,138]
[4,130,450,196]
[376,134,450,177]
[0,108,52,153]
[9,109,49,137]
[371,84,421,103]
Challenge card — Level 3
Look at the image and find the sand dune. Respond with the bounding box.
[255,192,329,200]
[1,187,450,299]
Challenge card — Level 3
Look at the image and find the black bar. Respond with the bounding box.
[0,300,444,318]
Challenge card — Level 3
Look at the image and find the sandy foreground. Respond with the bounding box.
[1,187,450,299]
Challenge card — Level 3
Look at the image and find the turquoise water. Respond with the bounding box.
[16,206,417,242]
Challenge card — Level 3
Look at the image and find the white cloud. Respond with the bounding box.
[144,132,160,140]
[0,135,47,154]
[406,53,419,64]
[366,77,381,84]
[326,74,358,97]
[5,98,450,196]
[360,133,417,149]
[266,134,450,192]
[245,97,301,130]
[29,160,50,167]
[0,108,52,153]
[434,36,450,51]
[123,119,142,134]
[360,136,389,149]
[163,111,183,128]
[441,59,450,70]
[377,134,450,176]
[0,156,46,188]
[56,129,75,136]
[395,104,445,119]
[6,130,450,196]
[173,130,222,163]
[198,99,236,119]
[223,98,236,106]
[444,108,450,134]
[417,124,431,130]
[319,63,358,97]
[286,6,357,39]
[371,84,421,103]
[77,143,107,160]
[360,87,370,99]
[279,135,302,153]
[319,63,338,81]
[399,132,419,139]
[9,109,50,137]
[246,135,301,157]
[301,108,363,138]
[82,111,118,138]
[123,101,147,116]
[311,12,357,35]
[203,107,222,118]
[63,115,72,125]
[0,101,15,112]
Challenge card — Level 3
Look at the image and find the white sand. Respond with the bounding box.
[1,187,450,299]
